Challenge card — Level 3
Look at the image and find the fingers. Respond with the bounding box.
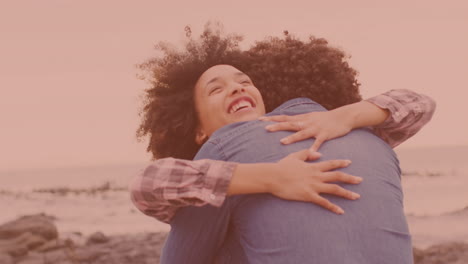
[309,194,345,215]
[306,151,322,161]
[320,171,363,184]
[313,159,352,172]
[319,183,361,201]
[285,149,312,161]
[285,149,323,161]
[309,136,325,152]
[265,121,303,132]
[280,129,315,144]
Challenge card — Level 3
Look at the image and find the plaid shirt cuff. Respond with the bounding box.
[365,89,436,147]
[195,159,237,207]
[129,158,237,223]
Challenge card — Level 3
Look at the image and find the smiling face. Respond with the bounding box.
[194,65,266,143]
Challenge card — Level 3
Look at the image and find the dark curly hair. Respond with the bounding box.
[136,23,245,160]
[242,32,362,112]
[137,23,362,160]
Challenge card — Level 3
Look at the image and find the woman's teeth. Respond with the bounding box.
[229,100,253,114]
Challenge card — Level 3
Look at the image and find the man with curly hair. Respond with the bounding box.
[132,24,435,263]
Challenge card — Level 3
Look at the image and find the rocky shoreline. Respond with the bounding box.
[1,214,467,264]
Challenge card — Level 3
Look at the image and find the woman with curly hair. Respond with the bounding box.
[131,24,435,263]
[135,27,364,160]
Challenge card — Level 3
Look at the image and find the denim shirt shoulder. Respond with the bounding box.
[194,98,327,161]
[269,97,326,116]
[211,97,325,141]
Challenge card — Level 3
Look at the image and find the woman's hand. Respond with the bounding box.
[268,149,362,215]
[260,111,353,152]
[260,100,391,151]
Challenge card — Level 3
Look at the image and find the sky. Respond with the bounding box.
[0,0,466,170]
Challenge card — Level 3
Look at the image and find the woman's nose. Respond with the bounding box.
[230,85,245,96]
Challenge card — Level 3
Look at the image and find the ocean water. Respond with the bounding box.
[397,146,468,247]
[0,163,146,192]
[1,145,467,247]
[0,162,165,236]
[396,145,468,216]
[2,145,467,216]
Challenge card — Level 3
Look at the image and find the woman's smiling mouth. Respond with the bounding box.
[227,96,256,114]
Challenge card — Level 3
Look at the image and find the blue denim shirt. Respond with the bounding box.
[196,98,331,163]
[164,98,413,264]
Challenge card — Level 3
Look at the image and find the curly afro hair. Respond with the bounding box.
[136,23,245,160]
[242,32,362,112]
[137,23,362,160]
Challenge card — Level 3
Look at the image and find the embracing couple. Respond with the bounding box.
[131,25,435,263]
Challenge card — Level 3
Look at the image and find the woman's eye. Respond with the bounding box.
[209,87,221,95]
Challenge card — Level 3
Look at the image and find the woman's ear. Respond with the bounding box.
[195,130,208,145]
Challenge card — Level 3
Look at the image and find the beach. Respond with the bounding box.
[1,146,468,263]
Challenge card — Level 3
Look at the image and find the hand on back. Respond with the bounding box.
[270,149,362,215]
[260,111,353,152]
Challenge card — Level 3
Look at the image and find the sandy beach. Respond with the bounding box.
[1,180,468,263]
[1,184,468,248]
[1,190,468,263]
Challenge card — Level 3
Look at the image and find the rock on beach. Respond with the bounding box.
[0,213,467,263]
[0,214,167,263]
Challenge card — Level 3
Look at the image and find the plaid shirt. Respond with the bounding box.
[130,89,436,223]
[366,89,436,148]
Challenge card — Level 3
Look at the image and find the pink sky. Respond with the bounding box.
[0,0,466,170]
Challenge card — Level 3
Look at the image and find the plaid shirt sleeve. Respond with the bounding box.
[129,158,237,224]
[365,89,436,148]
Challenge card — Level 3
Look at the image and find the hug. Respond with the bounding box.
[131,24,435,263]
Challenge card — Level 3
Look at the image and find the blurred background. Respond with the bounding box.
[0,0,467,250]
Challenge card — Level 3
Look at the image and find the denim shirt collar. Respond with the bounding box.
[266,97,321,116]
[209,97,322,139]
